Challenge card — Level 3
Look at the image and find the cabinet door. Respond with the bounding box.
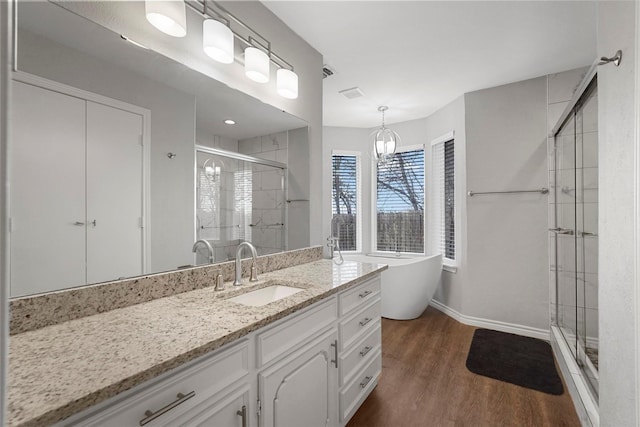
[259,329,338,427]
[10,81,87,296]
[175,386,250,427]
[86,101,144,283]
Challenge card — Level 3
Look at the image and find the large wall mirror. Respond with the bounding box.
[10,1,308,297]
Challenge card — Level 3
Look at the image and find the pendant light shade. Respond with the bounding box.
[277,69,299,99]
[373,106,399,159]
[145,0,187,38]
[245,47,270,83]
[203,19,234,64]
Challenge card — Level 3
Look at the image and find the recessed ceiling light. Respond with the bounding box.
[224,119,236,125]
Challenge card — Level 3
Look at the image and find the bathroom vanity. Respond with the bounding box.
[8,254,386,427]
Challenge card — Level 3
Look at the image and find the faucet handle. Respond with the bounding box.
[215,273,225,291]
[250,265,258,282]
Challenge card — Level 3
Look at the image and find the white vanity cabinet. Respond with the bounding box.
[61,275,382,427]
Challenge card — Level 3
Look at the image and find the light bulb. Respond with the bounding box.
[245,47,270,83]
[277,68,298,99]
[145,0,187,37]
[203,19,234,64]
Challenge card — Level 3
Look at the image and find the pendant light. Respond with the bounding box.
[373,106,399,159]
[145,0,187,38]
[245,46,270,83]
[277,68,299,99]
[203,18,234,64]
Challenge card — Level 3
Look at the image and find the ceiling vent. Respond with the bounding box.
[322,65,335,79]
[338,87,365,99]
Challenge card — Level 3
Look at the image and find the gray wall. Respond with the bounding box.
[17,30,197,274]
[464,77,550,331]
[597,1,639,425]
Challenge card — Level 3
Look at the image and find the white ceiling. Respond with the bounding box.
[263,1,597,128]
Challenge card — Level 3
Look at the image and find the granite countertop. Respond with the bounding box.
[8,259,387,427]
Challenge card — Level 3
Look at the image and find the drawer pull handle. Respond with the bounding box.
[237,405,247,427]
[359,346,372,357]
[360,376,373,389]
[140,391,196,426]
[330,339,339,368]
[358,290,372,298]
[359,317,372,327]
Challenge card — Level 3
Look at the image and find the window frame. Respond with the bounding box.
[330,150,362,253]
[371,144,426,256]
[430,131,457,269]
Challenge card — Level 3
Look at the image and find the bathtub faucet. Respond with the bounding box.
[328,216,344,265]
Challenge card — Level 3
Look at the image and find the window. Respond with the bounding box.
[331,153,361,251]
[375,148,425,253]
[431,133,455,263]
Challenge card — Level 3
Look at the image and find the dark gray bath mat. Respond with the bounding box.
[465,328,564,395]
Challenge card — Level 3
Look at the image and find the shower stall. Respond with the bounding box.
[195,145,287,264]
[551,72,598,401]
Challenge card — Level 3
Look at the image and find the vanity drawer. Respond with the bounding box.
[339,352,382,423]
[339,276,381,316]
[256,296,338,368]
[74,340,249,427]
[339,322,381,387]
[339,297,381,351]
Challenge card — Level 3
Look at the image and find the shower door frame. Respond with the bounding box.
[551,63,599,400]
[194,144,288,258]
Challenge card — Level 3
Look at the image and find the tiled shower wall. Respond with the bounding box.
[547,67,598,344]
[239,132,288,255]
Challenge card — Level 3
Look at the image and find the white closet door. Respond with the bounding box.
[86,101,143,284]
[10,81,87,297]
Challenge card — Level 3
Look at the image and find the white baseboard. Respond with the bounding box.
[429,299,550,341]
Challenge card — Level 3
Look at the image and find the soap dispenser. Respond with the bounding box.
[215,273,225,291]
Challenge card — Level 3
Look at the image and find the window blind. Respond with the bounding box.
[431,139,455,261]
[234,169,252,242]
[376,149,425,253]
[331,155,360,251]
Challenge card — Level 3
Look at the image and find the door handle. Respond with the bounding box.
[73,221,85,226]
[236,405,247,427]
[549,227,574,235]
[330,340,338,368]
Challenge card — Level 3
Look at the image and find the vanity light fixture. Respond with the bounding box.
[146,0,299,98]
[145,0,187,38]
[277,68,299,99]
[373,106,399,160]
[245,46,270,83]
[224,119,236,125]
[203,18,234,64]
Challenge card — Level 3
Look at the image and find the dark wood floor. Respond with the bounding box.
[347,307,580,427]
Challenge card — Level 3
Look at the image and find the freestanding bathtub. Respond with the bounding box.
[344,253,443,320]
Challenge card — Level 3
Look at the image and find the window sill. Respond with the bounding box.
[443,264,458,274]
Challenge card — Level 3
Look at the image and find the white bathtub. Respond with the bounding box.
[343,254,443,320]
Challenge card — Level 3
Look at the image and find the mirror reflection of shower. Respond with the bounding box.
[195,146,287,264]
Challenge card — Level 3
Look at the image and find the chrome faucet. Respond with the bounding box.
[327,215,344,264]
[192,239,215,264]
[234,241,259,286]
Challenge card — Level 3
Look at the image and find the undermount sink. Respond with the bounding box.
[227,285,304,307]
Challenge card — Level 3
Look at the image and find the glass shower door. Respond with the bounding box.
[553,77,598,399]
[555,111,578,361]
[575,81,599,394]
[195,149,286,263]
